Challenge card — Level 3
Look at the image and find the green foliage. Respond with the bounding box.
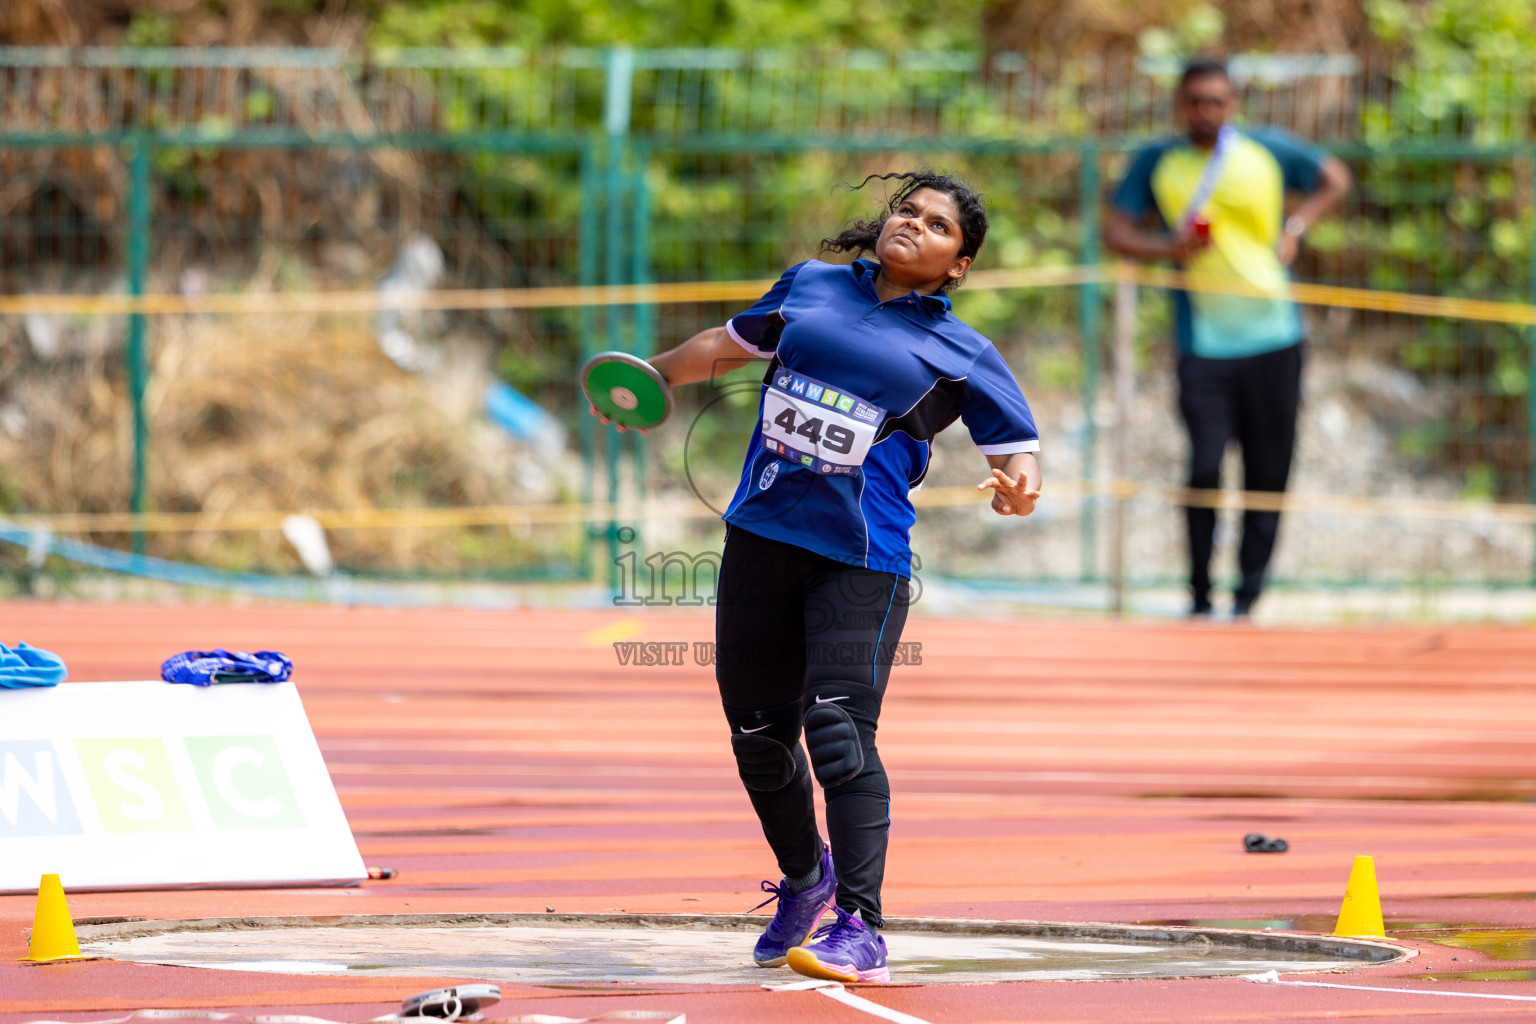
[244,89,275,121]
[368,0,989,52]
[1364,0,1536,142]
[0,466,21,514]
[1349,3,1536,497]
[1463,461,1496,500]
[1136,3,1226,59]
[1368,0,1536,56]
[1023,345,1083,391]
[125,13,178,47]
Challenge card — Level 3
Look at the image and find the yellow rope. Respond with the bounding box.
[919,482,1536,524]
[4,262,1531,535]
[1117,264,1536,328]
[0,281,781,317]
[3,262,1534,325]
[9,482,1533,534]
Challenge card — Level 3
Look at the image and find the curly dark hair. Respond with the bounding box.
[820,171,988,292]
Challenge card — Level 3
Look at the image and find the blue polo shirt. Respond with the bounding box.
[722,259,1039,576]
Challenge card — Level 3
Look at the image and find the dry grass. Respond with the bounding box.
[0,310,562,574]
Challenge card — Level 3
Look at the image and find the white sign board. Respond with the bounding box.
[0,681,366,894]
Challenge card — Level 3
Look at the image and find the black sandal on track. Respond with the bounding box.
[1243,832,1289,853]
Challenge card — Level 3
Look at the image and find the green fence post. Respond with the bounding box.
[630,147,653,537]
[578,140,600,582]
[1077,146,1101,584]
[603,46,635,590]
[127,133,151,556]
[1529,150,1536,586]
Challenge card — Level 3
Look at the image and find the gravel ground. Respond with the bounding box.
[909,348,1534,597]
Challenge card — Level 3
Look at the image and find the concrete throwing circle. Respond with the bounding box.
[78,914,1407,986]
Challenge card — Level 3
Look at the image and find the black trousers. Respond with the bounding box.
[715,525,911,928]
[1176,343,1303,608]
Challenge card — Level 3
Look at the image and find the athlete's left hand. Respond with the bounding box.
[978,467,1040,517]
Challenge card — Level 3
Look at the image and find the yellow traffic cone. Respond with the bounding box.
[1332,855,1386,938]
[21,874,90,962]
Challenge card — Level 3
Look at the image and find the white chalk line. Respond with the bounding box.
[18,1008,685,1024]
[766,978,938,1024]
[1246,969,1536,1003]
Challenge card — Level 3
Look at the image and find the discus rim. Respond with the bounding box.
[580,350,675,430]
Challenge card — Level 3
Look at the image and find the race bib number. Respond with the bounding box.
[760,369,887,477]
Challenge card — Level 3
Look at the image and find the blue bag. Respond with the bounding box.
[161,649,293,686]
[0,642,67,688]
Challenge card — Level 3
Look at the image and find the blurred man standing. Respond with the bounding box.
[1104,58,1351,618]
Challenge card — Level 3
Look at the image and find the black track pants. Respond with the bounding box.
[715,525,911,928]
[1176,343,1304,607]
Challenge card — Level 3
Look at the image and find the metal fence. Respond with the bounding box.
[1,47,1535,598]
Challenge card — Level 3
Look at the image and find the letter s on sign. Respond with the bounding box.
[103,748,165,823]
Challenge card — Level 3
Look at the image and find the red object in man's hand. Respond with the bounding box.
[1192,216,1212,242]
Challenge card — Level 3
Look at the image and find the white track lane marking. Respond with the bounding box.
[1246,970,1536,1002]
[20,1009,686,1024]
[767,979,939,1024]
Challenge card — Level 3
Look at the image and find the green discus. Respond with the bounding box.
[580,351,675,430]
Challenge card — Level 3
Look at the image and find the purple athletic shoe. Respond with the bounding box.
[749,844,836,968]
[787,906,890,983]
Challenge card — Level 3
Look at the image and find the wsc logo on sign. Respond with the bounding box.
[0,681,365,894]
[0,740,83,838]
[0,735,305,837]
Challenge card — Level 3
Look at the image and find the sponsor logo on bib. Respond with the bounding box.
[759,370,888,477]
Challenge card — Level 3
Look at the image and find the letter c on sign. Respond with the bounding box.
[103,749,165,823]
[211,746,283,819]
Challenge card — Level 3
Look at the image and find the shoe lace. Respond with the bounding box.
[805,905,860,951]
[748,878,794,915]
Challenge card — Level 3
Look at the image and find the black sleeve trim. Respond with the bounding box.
[876,376,967,445]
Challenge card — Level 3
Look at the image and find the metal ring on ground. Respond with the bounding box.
[76,912,1412,987]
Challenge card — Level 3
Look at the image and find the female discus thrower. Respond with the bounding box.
[590,172,1041,982]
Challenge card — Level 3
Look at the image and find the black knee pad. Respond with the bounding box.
[724,699,803,792]
[801,682,882,790]
[804,703,861,787]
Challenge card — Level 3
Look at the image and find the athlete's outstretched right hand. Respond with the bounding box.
[977,466,1041,517]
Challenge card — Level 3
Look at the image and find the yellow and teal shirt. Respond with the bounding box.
[1112,126,1328,359]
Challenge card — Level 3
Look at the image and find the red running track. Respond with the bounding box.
[3,602,1536,1022]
